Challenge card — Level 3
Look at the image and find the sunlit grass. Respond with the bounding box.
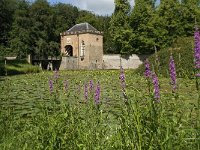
[0,70,199,149]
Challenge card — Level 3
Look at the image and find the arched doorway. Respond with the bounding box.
[65,45,73,56]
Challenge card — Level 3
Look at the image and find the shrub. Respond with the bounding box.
[135,37,194,78]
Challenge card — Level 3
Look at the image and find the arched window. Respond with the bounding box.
[65,45,73,56]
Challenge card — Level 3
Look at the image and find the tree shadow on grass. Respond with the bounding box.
[0,76,6,82]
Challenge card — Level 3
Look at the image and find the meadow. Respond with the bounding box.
[0,69,199,150]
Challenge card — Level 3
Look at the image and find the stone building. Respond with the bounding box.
[60,22,103,70]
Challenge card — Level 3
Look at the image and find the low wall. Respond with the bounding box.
[59,54,149,70]
[103,54,148,69]
[60,56,78,70]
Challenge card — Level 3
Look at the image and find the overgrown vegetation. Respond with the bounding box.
[0,70,199,149]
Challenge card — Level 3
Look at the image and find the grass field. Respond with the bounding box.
[0,70,199,149]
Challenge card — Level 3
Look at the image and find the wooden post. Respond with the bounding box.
[5,58,7,76]
[120,55,122,68]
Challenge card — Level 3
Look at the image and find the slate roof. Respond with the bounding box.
[68,22,98,32]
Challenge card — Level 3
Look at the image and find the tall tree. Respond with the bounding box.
[30,0,59,58]
[130,0,156,54]
[109,0,134,54]
[53,3,78,37]
[0,0,17,46]
[151,0,183,49]
[180,0,200,36]
[9,0,32,58]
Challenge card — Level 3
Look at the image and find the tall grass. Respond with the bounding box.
[0,59,41,76]
[0,70,198,149]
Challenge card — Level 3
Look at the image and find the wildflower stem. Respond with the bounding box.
[195,76,200,149]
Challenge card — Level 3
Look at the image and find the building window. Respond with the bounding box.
[65,45,73,56]
[80,40,85,58]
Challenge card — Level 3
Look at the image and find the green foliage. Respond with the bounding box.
[2,0,200,56]
[155,0,185,47]
[29,0,60,58]
[109,0,134,54]
[130,0,156,54]
[53,3,78,35]
[9,0,32,59]
[0,0,17,46]
[135,37,194,78]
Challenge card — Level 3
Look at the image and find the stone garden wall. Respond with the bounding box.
[102,54,149,69]
[60,54,149,70]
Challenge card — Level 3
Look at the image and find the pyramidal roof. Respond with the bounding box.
[68,22,98,32]
[60,22,103,36]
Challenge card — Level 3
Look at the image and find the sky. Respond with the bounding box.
[45,0,160,16]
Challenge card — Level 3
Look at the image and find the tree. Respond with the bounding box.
[30,0,60,58]
[9,0,32,58]
[0,0,17,46]
[179,0,200,36]
[109,0,134,54]
[53,3,78,37]
[130,0,156,54]
[148,0,184,50]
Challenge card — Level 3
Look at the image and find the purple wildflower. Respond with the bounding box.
[89,80,94,91]
[194,27,200,69]
[144,59,151,78]
[54,69,59,79]
[169,55,177,91]
[196,73,200,77]
[77,83,81,95]
[84,83,88,101]
[64,80,68,92]
[95,81,101,104]
[120,66,126,90]
[49,79,53,94]
[194,27,200,79]
[152,73,160,102]
[119,66,128,102]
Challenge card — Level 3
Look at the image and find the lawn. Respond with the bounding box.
[0,70,199,149]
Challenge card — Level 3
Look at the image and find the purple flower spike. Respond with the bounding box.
[120,66,126,90]
[152,73,160,102]
[64,80,68,92]
[54,69,59,79]
[84,83,88,101]
[95,81,101,104]
[169,55,177,91]
[194,27,200,69]
[77,84,81,95]
[49,79,53,94]
[196,73,200,77]
[89,80,94,91]
[144,59,151,78]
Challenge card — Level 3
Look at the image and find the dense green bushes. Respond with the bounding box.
[135,37,194,78]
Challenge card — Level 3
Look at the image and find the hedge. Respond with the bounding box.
[135,37,194,78]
